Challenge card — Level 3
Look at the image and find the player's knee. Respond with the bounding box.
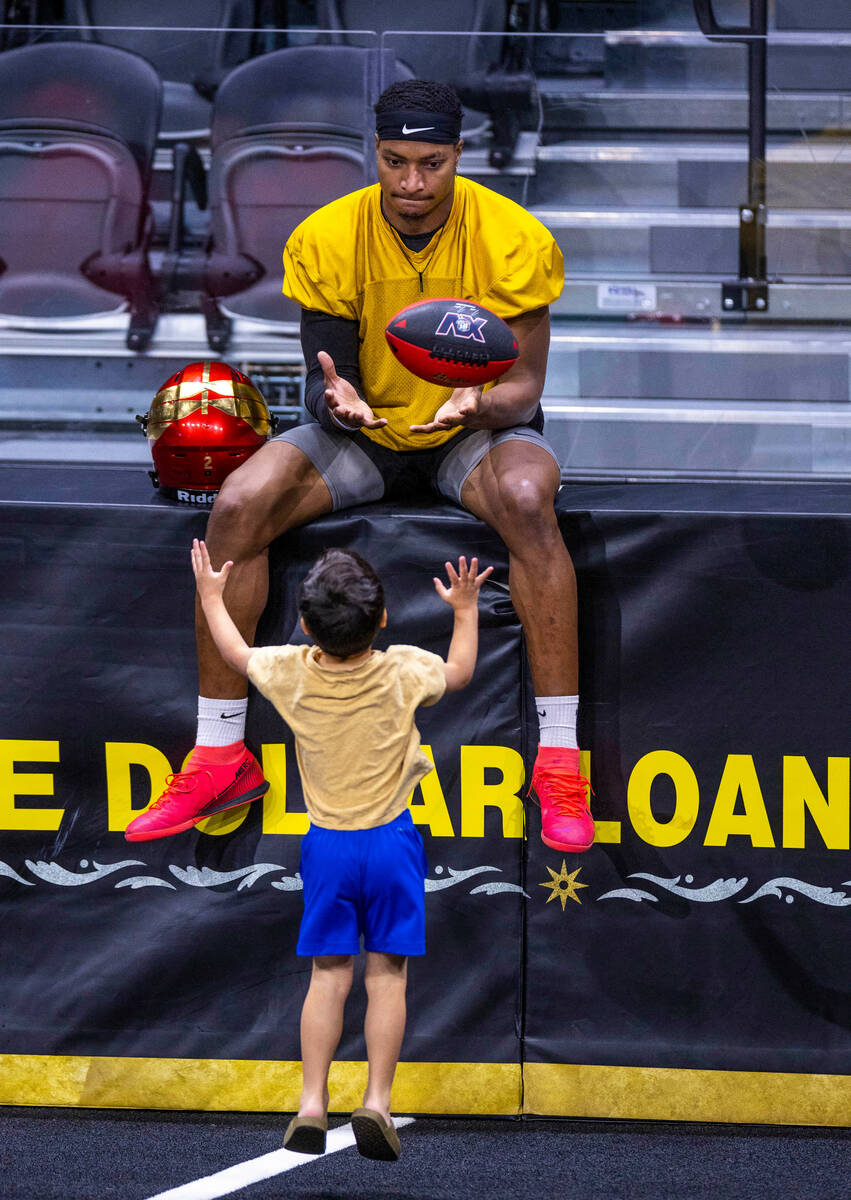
[206,473,266,558]
[213,465,254,515]
[500,475,556,530]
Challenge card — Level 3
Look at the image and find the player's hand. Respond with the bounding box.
[409,385,483,434]
[191,538,231,602]
[434,556,493,610]
[318,351,387,430]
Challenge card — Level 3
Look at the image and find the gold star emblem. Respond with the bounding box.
[540,861,588,911]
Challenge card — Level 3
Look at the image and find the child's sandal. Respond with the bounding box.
[283,1114,327,1154]
[351,1107,401,1161]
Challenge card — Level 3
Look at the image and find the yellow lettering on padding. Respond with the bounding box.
[0,739,63,831]
[105,742,172,832]
[783,756,849,850]
[704,754,775,848]
[196,806,252,836]
[627,751,699,847]
[408,745,455,837]
[580,749,621,843]
[260,743,308,836]
[460,745,524,839]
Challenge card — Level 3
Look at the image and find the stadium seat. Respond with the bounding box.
[199,45,409,350]
[61,0,258,141]
[0,41,162,350]
[316,0,509,137]
[316,0,539,163]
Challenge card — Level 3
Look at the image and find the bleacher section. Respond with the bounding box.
[0,1,849,479]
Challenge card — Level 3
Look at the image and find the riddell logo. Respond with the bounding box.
[435,313,487,342]
[177,490,217,505]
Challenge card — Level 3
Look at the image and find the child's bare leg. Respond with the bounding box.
[299,955,354,1118]
[362,952,408,1123]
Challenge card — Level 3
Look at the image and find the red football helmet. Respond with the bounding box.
[139,361,275,504]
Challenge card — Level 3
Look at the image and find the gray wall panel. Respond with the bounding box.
[578,349,849,402]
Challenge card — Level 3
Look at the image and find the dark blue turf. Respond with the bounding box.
[2,1109,849,1200]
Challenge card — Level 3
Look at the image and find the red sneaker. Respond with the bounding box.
[529,746,594,853]
[124,748,268,841]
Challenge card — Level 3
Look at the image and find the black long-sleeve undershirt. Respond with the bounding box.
[300,308,364,432]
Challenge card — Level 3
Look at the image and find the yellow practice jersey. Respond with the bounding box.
[282,176,564,451]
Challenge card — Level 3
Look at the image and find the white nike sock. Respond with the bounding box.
[196,696,247,747]
[535,694,579,749]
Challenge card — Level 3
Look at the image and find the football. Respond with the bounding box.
[385,298,518,387]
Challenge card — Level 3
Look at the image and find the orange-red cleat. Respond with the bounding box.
[529,746,594,853]
[124,748,268,841]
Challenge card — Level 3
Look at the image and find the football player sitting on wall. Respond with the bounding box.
[126,79,593,855]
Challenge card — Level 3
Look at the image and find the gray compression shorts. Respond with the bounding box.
[271,423,560,511]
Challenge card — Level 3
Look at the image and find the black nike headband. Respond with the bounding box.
[375,108,462,144]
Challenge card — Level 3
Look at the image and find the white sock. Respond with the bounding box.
[196,696,247,747]
[535,694,579,749]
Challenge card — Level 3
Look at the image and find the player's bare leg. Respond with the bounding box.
[461,440,576,692]
[461,440,593,852]
[125,442,333,841]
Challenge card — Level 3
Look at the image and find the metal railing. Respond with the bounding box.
[694,0,768,313]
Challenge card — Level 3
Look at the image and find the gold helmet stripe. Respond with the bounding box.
[201,359,211,416]
[146,364,272,440]
[176,378,234,399]
[152,379,261,405]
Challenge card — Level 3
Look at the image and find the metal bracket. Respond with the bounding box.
[722,281,769,313]
[738,203,767,283]
[722,203,769,312]
[202,297,232,353]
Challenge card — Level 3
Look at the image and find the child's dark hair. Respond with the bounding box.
[298,549,385,659]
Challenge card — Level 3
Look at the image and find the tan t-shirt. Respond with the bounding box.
[247,643,446,829]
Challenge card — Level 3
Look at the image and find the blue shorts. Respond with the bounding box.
[297,809,428,958]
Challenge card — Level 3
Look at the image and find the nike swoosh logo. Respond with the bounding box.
[537,709,547,718]
[402,123,435,135]
[220,711,243,720]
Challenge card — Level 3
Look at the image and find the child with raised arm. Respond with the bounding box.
[191,538,492,1162]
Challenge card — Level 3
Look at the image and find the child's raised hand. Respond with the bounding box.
[191,538,232,600]
[434,555,493,610]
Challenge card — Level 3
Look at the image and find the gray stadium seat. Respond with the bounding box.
[200,45,409,350]
[62,0,258,141]
[315,0,509,140]
[0,41,162,349]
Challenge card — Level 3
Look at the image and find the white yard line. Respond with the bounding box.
[143,1119,415,1200]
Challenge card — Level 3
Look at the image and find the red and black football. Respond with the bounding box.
[385,297,518,387]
